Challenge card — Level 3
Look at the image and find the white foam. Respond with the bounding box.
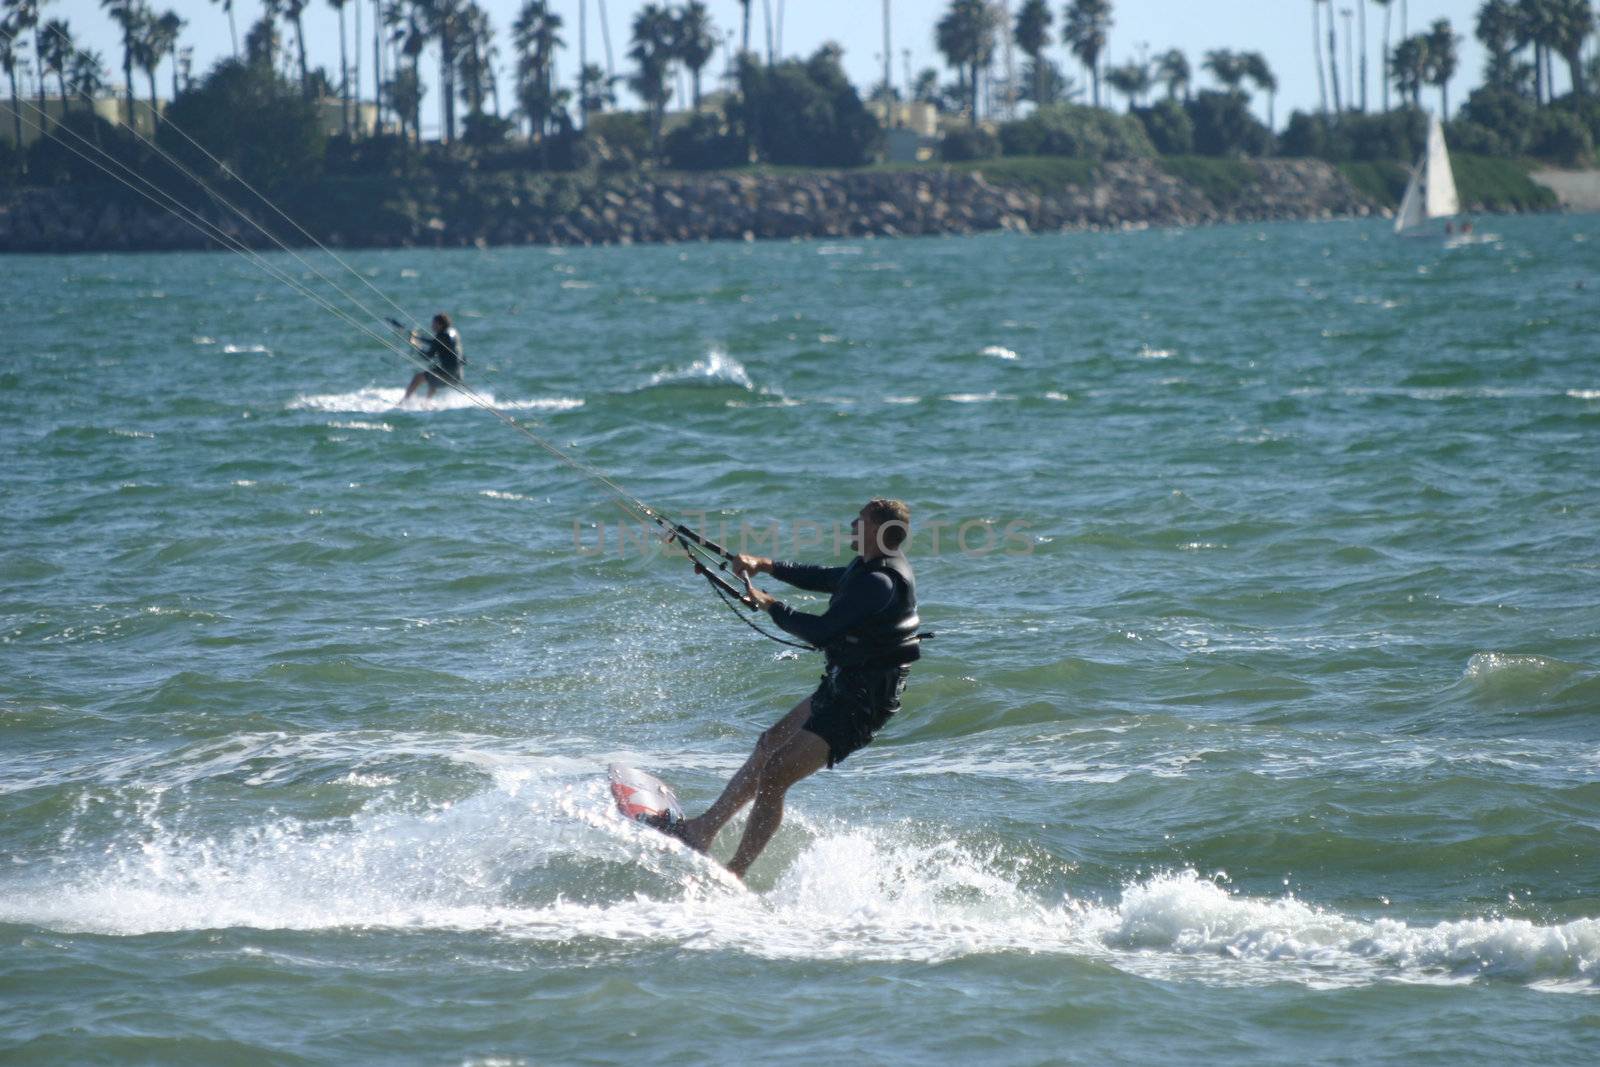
[945,392,1014,404]
[290,388,584,415]
[647,347,755,390]
[979,345,1019,361]
[4,761,1596,992]
[223,343,272,355]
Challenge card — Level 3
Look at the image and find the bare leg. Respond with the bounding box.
[671,697,813,853]
[401,371,428,402]
[726,728,830,879]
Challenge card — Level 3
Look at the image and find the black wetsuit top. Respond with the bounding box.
[423,326,464,381]
[767,553,920,669]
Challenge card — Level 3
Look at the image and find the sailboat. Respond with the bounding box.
[1394,115,1460,237]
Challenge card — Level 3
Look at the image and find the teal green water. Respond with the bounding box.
[4,217,1600,1065]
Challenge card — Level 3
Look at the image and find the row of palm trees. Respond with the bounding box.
[931,2,1279,127]
[2,0,181,150]
[9,0,1598,157]
[1475,0,1595,103]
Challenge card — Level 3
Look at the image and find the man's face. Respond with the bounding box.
[851,508,875,554]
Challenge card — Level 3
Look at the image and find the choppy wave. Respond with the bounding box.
[289,388,585,414]
[3,758,1594,991]
[645,347,755,391]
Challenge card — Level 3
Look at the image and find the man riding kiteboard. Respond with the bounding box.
[665,498,921,879]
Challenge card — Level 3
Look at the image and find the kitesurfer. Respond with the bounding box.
[667,498,921,879]
[401,313,465,402]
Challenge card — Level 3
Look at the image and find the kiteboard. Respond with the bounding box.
[607,764,685,831]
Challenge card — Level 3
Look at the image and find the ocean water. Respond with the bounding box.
[3,217,1599,1065]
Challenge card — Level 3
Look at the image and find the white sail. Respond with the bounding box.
[1423,117,1460,219]
[1395,116,1459,234]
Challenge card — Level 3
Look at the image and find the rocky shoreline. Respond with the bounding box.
[3,159,1396,253]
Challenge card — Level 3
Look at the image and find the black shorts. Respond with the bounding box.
[424,369,451,389]
[802,665,910,768]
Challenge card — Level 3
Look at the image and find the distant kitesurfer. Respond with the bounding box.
[667,499,922,879]
[401,313,465,402]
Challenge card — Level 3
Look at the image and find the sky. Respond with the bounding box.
[44,1,1523,133]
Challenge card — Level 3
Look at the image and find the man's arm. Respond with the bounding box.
[732,554,846,593]
[758,569,896,649]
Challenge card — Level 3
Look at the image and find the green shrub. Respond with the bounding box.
[584,111,651,170]
[1528,110,1594,166]
[1133,99,1193,156]
[732,46,882,167]
[997,103,1156,161]
[1187,91,1274,158]
[1281,108,1425,163]
[158,58,325,194]
[1459,87,1537,156]
[1444,120,1511,158]
[462,112,515,146]
[25,110,148,187]
[941,125,999,162]
[664,112,748,170]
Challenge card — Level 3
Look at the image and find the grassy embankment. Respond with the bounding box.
[1159,154,1555,214]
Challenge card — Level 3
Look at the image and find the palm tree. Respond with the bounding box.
[1324,0,1342,111]
[935,0,998,126]
[100,0,140,125]
[1014,0,1051,109]
[1356,0,1368,110]
[154,9,183,99]
[1390,33,1427,109]
[1546,0,1594,98]
[674,1,715,108]
[69,48,105,115]
[210,0,238,57]
[1,17,22,148]
[1061,0,1112,109]
[282,0,310,95]
[513,0,563,141]
[1516,0,1560,105]
[1155,47,1189,102]
[418,0,470,141]
[1242,51,1277,128]
[372,0,383,129]
[1424,18,1457,117]
[391,0,427,139]
[1312,0,1329,115]
[454,3,494,123]
[3,0,45,120]
[577,61,614,115]
[130,7,175,130]
[737,0,750,57]
[1477,0,1524,94]
[626,2,671,147]
[1373,0,1393,109]
[1203,48,1246,91]
[328,0,351,132]
[1103,58,1148,110]
[38,17,71,118]
[385,65,422,142]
